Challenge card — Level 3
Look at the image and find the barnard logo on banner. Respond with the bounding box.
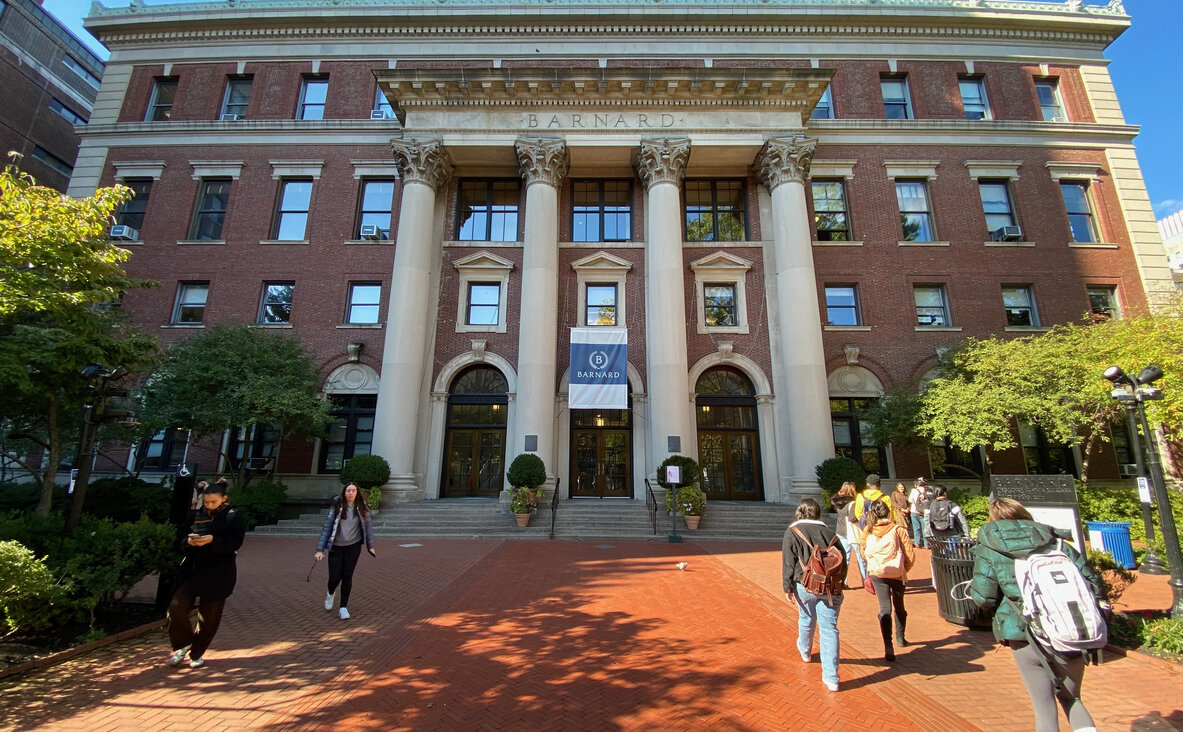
[569,328,627,409]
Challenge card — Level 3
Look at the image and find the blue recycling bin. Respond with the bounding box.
[1085,521,1136,570]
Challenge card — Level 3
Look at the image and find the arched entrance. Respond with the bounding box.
[569,397,632,498]
[442,366,508,497]
[696,367,762,501]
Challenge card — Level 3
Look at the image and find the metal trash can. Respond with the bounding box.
[1085,521,1136,570]
[931,537,994,629]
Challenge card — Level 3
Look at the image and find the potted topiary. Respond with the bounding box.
[658,455,705,529]
[339,453,391,512]
[507,453,547,509]
[510,487,534,527]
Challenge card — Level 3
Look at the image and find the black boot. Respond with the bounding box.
[895,615,908,648]
[879,615,895,662]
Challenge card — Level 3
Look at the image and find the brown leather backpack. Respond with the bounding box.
[791,526,845,600]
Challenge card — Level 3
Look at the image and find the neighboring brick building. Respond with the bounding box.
[0,0,103,191]
[69,0,1173,503]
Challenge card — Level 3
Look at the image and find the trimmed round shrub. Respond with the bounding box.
[339,454,391,489]
[815,457,865,497]
[656,454,701,491]
[507,453,546,489]
[228,479,287,529]
[0,540,64,636]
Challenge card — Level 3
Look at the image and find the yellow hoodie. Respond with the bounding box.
[853,488,901,525]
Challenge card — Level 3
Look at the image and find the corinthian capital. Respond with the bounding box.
[635,138,691,190]
[515,138,570,189]
[390,138,453,191]
[753,137,817,191]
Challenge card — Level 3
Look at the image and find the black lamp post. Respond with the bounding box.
[1104,365,1183,617]
[66,363,134,532]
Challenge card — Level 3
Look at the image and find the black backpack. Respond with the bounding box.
[930,498,953,530]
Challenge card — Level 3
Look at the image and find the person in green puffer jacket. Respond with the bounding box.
[969,498,1101,732]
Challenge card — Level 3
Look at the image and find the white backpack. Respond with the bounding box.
[1013,540,1107,654]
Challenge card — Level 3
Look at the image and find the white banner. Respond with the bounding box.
[568,328,627,409]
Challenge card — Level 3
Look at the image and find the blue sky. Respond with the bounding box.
[41,0,1183,220]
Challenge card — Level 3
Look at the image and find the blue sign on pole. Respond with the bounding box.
[569,328,627,409]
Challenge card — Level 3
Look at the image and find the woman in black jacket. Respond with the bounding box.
[166,478,246,669]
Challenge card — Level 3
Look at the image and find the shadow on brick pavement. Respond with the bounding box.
[0,537,1179,731]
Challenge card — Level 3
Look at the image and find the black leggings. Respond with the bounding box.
[328,541,363,608]
[870,575,908,625]
[167,579,227,660]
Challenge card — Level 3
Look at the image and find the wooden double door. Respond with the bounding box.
[570,409,631,498]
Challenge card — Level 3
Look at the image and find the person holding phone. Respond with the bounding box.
[166,478,246,669]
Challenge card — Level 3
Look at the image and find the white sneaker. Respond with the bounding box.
[824,679,839,692]
[339,607,351,620]
[188,657,205,669]
[324,592,333,611]
[168,646,189,667]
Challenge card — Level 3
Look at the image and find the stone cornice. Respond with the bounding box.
[389,137,452,190]
[753,136,817,190]
[635,138,691,189]
[515,137,569,189]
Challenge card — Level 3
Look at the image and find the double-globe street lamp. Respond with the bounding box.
[1104,365,1183,617]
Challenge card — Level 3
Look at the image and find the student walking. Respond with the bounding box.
[925,485,969,542]
[970,498,1102,732]
[166,478,246,669]
[315,483,376,619]
[907,478,932,549]
[860,499,915,662]
[890,482,911,533]
[853,473,901,528]
[782,498,847,692]
[831,482,863,588]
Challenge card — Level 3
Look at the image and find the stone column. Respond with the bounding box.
[371,138,453,501]
[511,138,569,485]
[754,136,834,498]
[635,138,695,469]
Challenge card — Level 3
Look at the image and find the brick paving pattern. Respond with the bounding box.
[1,537,1179,731]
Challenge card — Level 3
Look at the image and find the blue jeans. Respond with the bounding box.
[794,583,843,685]
[849,541,867,581]
[909,513,927,548]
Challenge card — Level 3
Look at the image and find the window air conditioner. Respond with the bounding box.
[359,224,387,240]
[109,224,140,241]
[1118,463,1138,478]
[990,225,1023,242]
[248,457,273,471]
[370,110,390,120]
[220,113,242,121]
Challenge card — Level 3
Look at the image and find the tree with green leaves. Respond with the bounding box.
[0,160,160,516]
[136,325,333,487]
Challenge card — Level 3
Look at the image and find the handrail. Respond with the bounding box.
[644,478,658,535]
[548,477,561,539]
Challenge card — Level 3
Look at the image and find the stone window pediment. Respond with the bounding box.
[454,251,514,334]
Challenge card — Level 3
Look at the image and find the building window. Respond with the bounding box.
[115,179,153,230]
[1035,79,1065,121]
[824,285,860,326]
[271,179,313,240]
[258,282,294,324]
[63,55,101,89]
[684,179,746,242]
[319,395,377,473]
[585,284,618,326]
[704,284,737,327]
[979,181,1017,233]
[1002,285,1039,327]
[880,76,912,120]
[372,87,394,119]
[226,423,279,472]
[812,180,850,241]
[1018,419,1077,477]
[1111,421,1134,471]
[458,180,519,241]
[813,86,833,120]
[831,397,885,474]
[1088,285,1120,320]
[49,98,86,125]
[31,146,72,177]
[466,282,501,326]
[346,282,382,324]
[896,180,935,241]
[929,437,983,480]
[136,428,190,471]
[172,282,209,324]
[147,78,177,121]
[298,76,328,120]
[190,179,231,240]
[914,285,950,327]
[959,77,991,120]
[1060,182,1099,243]
[357,179,395,239]
[573,180,632,242]
[221,77,252,119]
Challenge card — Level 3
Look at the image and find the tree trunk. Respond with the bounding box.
[35,394,59,517]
